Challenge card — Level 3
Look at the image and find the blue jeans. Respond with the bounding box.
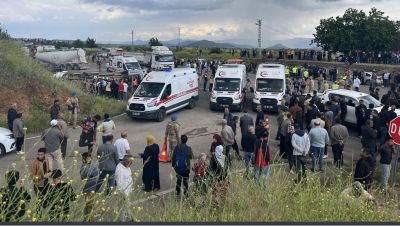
[381,164,391,192]
[96,170,115,195]
[254,166,270,189]
[310,146,324,171]
[243,152,253,177]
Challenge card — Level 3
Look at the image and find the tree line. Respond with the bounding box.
[312,7,400,54]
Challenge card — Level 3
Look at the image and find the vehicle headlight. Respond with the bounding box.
[211,92,216,99]
[234,94,240,100]
[147,100,157,107]
[7,134,14,139]
[254,92,260,100]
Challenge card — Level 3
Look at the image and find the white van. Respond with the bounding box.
[209,64,247,111]
[126,68,199,121]
[107,55,146,79]
[252,64,286,112]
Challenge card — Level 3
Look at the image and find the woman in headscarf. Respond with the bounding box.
[210,134,223,154]
[140,135,160,192]
[207,145,229,208]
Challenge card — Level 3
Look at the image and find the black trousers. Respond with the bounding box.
[279,135,286,158]
[294,155,307,183]
[61,138,68,158]
[208,84,213,92]
[357,120,365,136]
[176,172,189,196]
[16,137,24,152]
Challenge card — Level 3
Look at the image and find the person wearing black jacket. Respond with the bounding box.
[361,120,378,157]
[172,135,193,196]
[50,99,61,120]
[79,121,95,153]
[241,126,257,179]
[355,99,367,136]
[7,103,18,131]
[43,170,76,221]
[339,97,347,124]
[0,170,31,222]
[354,148,375,190]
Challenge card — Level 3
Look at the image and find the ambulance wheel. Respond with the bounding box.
[156,109,166,122]
[209,103,216,111]
[188,98,196,109]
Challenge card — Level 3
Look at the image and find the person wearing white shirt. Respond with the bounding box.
[115,154,133,221]
[353,76,361,92]
[97,113,116,144]
[383,72,390,87]
[114,132,131,161]
[123,81,129,100]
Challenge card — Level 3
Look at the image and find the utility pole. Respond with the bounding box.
[255,19,262,57]
[178,27,181,51]
[131,29,134,46]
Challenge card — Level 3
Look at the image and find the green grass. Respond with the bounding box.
[0,40,126,133]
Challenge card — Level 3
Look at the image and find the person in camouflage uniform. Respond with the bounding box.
[165,114,180,161]
[65,91,80,129]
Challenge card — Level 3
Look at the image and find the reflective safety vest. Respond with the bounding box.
[332,83,340,89]
[303,70,309,78]
[292,67,298,73]
[285,68,290,76]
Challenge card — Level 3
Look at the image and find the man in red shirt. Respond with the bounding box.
[118,79,124,100]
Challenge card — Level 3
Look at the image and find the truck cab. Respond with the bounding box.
[151,46,175,71]
[252,64,286,112]
[209,64,247,111]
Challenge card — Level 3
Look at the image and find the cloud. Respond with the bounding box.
[82,0,235,12]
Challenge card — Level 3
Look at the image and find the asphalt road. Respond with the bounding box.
[0,74,392,196]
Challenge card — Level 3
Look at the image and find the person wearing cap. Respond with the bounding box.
[65,91,79,129]
[308,119,330,172]
[43,169,76,221]
[41,119,64,171]
[340,181,377,208]
[80,152,99,221]
[0,170,31,222]
[12,112,25,155]
[165,114,180,162]
[115,154,134,221]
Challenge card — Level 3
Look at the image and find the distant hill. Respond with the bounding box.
[266,43,288,50]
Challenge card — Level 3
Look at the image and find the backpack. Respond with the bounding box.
[174,145,188,175]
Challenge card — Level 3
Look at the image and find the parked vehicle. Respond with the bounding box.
[32,46,89,71]
[107,55,146,80]
[252,63,286,112]
[126,68,199,122]
[320,89,400,125]
[209,64,247,111]
[0,127,16,157]
[124,46,175,71]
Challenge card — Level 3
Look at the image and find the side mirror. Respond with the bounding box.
[250,87,254,93]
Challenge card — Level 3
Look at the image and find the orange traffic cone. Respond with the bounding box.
[159,138,169,162]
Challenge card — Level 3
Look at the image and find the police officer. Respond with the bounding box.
[165,114,180,161]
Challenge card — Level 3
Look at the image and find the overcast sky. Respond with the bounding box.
[1,0,399,46]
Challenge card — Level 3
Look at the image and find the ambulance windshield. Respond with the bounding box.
[256,78,284,92]
[135,82,165,98]
[214,78,240,91]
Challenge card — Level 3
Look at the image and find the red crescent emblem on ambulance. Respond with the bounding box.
[260,71,268,77]
[145,75,153,81]
[218,71,226,77]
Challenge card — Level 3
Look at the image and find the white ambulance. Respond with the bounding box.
[252,64,286,112]
[126,68,199,121]
[209,64,247,111]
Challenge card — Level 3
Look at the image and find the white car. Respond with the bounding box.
[0,127,16,157]
[320,89,400,125]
